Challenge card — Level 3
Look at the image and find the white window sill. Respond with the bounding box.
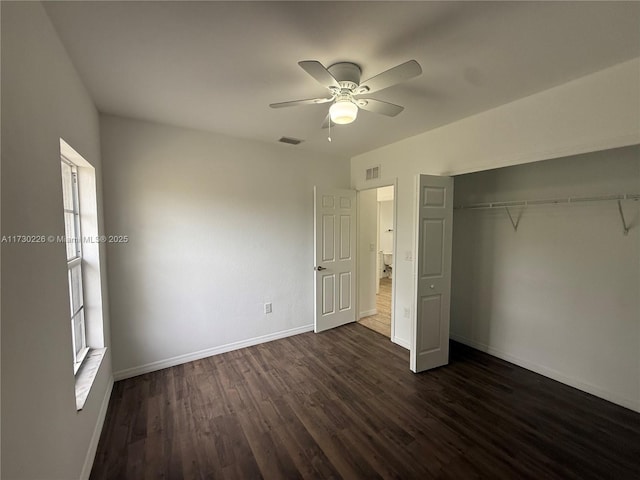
[75,347,107,411]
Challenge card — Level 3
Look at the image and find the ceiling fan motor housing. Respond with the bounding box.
[328,62,362,89]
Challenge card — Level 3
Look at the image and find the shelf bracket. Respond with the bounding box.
[504,206,523,232]
[617,200,630,236]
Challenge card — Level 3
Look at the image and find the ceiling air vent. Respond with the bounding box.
[365,165,380,181]
[278,136,303,145]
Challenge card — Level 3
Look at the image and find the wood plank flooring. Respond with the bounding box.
[358,277,392,338]
[91,324,640,479]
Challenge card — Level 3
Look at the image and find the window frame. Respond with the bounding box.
[61,156,89,373]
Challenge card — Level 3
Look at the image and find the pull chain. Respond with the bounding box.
[328,117,332,142]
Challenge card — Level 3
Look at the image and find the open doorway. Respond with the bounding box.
[357,185,395,338]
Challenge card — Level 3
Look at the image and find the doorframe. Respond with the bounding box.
[355,177,399,343]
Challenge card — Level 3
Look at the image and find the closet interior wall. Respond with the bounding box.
[451,145,640,412]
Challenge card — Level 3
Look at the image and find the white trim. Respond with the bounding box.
[114,324,314,381]
[392,336,410,350]
[389,180,398,342]
[359,309,377,319]
[80,376,113,480]
[409,174,420,370]
[450,333,640,414]
[353,175,396,192]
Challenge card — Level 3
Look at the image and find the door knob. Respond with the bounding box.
[430,284,435,289]
[315,266,326,271]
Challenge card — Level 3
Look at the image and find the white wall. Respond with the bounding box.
[1,3,113,479]
[351,58,640,351]
[358,189,378,317]
[379,201,394,256]
[452,146,639,412]
[100,115,350,377]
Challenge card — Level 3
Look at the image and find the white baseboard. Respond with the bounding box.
[114,324,314,381]
[392,336,410,350]
[359,309,377,319]
[80,376,114,480]
[450,333,639,413]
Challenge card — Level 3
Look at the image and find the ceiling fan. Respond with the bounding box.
[270,60,422,127]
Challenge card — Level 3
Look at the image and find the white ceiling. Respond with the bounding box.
[44,1,640,158]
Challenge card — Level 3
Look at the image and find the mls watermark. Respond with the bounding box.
[1,235,129,244]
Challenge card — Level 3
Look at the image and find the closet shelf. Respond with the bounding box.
[454,192,639,235]
[454,193,639,210]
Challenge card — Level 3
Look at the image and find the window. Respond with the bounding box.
[60,139,108,409]
[61,158,88,373]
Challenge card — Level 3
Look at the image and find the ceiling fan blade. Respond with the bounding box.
[298,60,340,89]
[357,60,422,94]
[358,99,405,117]
[321,113,335,129]
[269,97,334,108]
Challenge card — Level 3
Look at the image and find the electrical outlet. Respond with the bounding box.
[264,302,272,314]
[404,307,410,318]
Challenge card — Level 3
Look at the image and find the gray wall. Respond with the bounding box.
[1,3,113,478]
[451,145,640,411]
[100,115,350,377]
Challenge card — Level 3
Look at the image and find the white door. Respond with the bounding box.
[314,187,357,333]
[411,175,454,372]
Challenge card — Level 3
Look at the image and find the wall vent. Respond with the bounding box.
[365,165,380,181]
[278,136,303,145]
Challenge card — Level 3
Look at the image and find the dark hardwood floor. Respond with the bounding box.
[91,324,640,479]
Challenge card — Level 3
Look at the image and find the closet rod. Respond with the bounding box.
[454,192,639,210]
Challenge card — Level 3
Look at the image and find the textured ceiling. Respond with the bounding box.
[44,1,640,158]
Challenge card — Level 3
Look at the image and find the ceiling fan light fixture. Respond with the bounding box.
[329,100,358,125]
